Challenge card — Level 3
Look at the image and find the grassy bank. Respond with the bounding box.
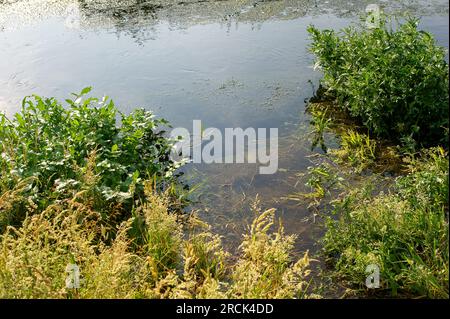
[0,185,314,298]
[322,148,448,298]
[0,90,314,298]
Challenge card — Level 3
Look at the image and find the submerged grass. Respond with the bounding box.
[306,97,402,175]
[330,129,377,173]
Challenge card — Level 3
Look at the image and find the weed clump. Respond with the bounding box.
[308,16,449,146]
[322,148,449,298]
[230,202,313,298]
[0,191,313,298]
[329,129,377,173]
[0,88,179,230]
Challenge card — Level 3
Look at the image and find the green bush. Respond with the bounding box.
[323,147,449,298]
[308,17,449,146]
[0,88,177,229]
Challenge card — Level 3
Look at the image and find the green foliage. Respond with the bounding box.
[0,191,313,299]
[397,147,449,210]
[309,104,332,152]
[330,129,377,172]
[138,186,183,276]
[305,163,343,200]
[308,16,449,145]
[184,231,228,282]
[0,196,148,298]
[0,87,314,298]
[323,147,449,298]
[229,202,313,298]
[0,88,178,229]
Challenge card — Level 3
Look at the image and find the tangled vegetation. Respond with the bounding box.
[0,91,313,299]
[1,11,448,299]
[308,16,449,147]
[329,129,377,173]
[0,88,179,232]
[307,14,449,299]
[323,148,448,298]
[0,185,314,298]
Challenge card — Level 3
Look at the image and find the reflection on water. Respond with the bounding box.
[0,0,449,257]
[1,1,448,35]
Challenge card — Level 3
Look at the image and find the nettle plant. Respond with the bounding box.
[0,88,178,214]
[308,16,449,146]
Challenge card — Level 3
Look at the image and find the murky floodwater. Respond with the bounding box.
[1,1,449,260]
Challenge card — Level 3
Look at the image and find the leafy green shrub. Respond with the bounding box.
[323,147,449,298]
[0,88,177,227]
[308,17,449,146]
